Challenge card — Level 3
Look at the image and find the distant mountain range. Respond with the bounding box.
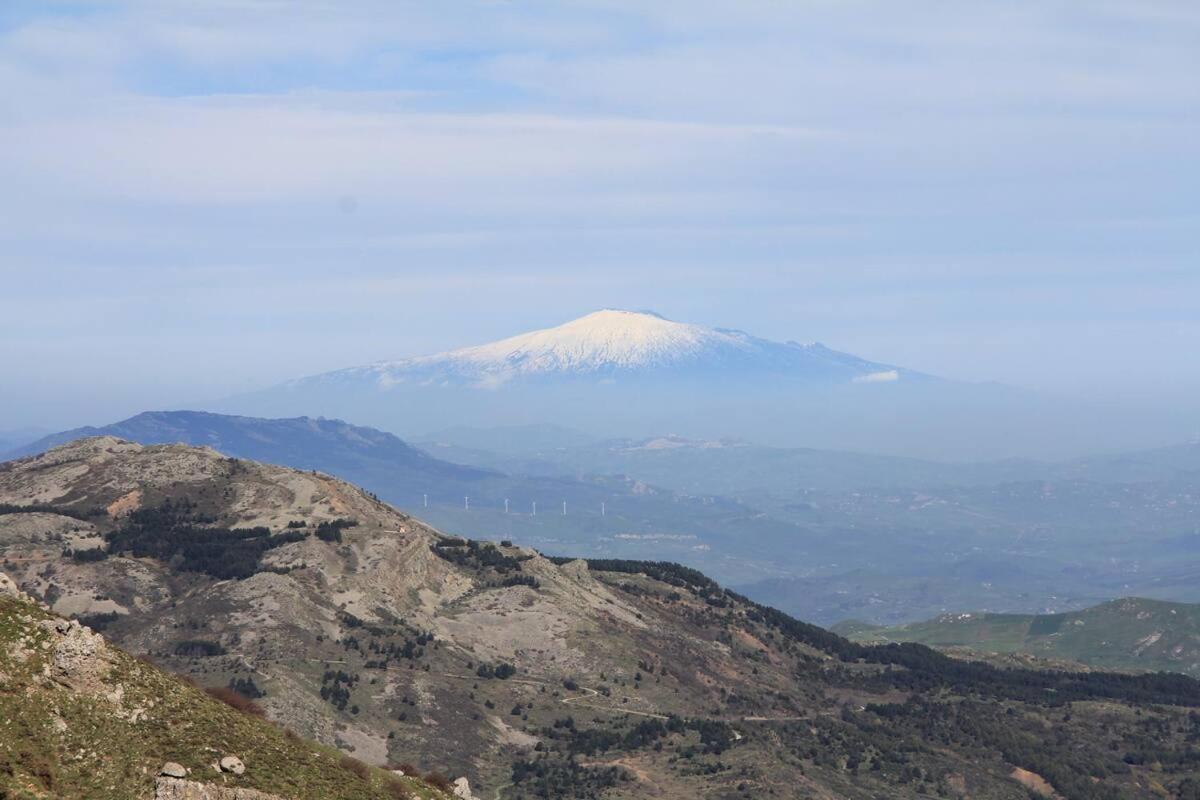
[0,426,47,454]
[7,410,493,488]
[415,425,1200,495]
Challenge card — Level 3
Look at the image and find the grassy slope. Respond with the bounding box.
[840,597,1200,675]
[0,595,447,800]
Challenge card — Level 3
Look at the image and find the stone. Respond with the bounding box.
[160,762,188,778]
[453,776,475,799]
[155,777,284,800]
[219,755,246,775]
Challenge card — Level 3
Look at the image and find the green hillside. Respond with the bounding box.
[839,597,1200,675]
[0,592,449,800]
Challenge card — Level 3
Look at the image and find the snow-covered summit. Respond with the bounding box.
[401,309,758,375]
[289,309,915,389]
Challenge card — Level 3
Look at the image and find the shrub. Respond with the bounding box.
[339,755,371,780]
[204,686,266,718]
[69,547,108,563]
[477,661,516,679]
[173,639,226,658]
[76,611,120,631]
[227,676,265,699]
[424,771,453,792]
[317,518,358,543]
[384,776,412,799]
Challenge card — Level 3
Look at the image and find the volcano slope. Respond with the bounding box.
[4,438,1200,799]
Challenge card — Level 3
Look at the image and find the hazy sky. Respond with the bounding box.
[2,1,1197,430]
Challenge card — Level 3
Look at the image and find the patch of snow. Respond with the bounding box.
[853,369,900,384]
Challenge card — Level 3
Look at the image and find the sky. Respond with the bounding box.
[1,0,1198,431]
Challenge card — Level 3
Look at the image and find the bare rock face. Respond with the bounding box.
[36,616,114,693]
[452,776,475,799]
[155,777,284,800]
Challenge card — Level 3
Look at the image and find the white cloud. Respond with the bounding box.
[0,88,825,213]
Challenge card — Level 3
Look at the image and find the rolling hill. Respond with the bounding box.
[838,597,1200,676]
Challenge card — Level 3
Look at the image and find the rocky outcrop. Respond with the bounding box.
[37,616,112,692]
[452,776,475,799]
[155,777,285,800]
[0,571,32,603]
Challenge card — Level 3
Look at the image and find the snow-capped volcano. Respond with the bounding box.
[416,309,744,375]
[226,310,935,447]
[218,312,1092,460]
[305,309,912,389]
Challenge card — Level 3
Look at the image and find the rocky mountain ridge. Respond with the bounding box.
[8,437,1200,798]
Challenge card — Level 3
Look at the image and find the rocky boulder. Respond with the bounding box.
[219,755,246,775]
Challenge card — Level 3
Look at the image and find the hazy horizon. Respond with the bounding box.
[3,1,1198,447]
